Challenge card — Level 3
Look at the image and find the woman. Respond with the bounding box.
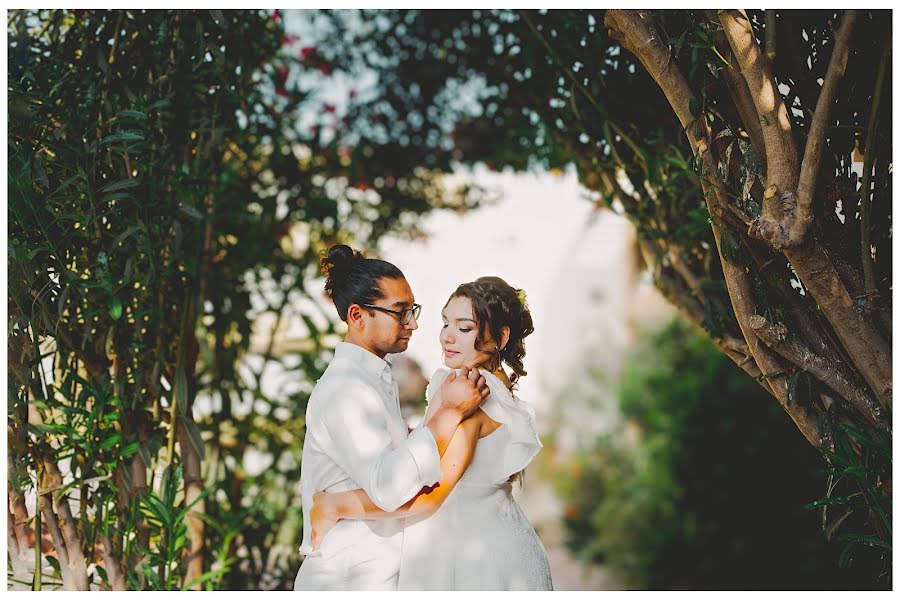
[309,276,553,590]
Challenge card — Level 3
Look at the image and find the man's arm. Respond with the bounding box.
[318,367,488,513]
[320,378,442,512]
[311,416,482,550]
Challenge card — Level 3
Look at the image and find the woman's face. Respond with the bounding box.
[440,296,493,370]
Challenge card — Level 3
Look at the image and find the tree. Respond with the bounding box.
[306,8,891,569]
[8,9,486,590]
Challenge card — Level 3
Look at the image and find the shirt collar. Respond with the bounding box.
[334,341,393,384]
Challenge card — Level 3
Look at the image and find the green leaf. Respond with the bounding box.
[116,109,147,120]
[837,533,892,550]
[45,555,61,577]
[29,423,64,435]
[137,442,154,469]
[182,564,230,591]
[804,496,855,509]
[99,178,139,194]
[144,494,173,531]
[175,365,189,415]
[182,418,206,460]
[95,565,109,587]
[178,203,204,220]
[108,297,123,321]
[142,563,163,590]
[100,131,144,145]
[840,424,891,454]
[121,441,139,458]
[689,96,700,118]
[98,433,121,450]
[786,372,798,406]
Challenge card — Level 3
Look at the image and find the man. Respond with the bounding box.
[294,245,488,590]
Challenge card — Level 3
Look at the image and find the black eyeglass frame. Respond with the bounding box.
[360,303,422,325]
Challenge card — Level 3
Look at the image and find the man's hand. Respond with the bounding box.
[310,491,340,552]
[438,365,489,419]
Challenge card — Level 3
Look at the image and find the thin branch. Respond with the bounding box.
[860,31,890,296]
[765,10,777,61]
[654,262,770,390]
[748,314,888,430]
[518,10,604,115]
[797,10,857,245]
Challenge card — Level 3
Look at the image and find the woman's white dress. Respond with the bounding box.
[397,367,553,591]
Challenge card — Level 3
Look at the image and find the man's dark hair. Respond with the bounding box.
[320,245,405,322]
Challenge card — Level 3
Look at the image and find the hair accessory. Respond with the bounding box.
[516,288,528,309]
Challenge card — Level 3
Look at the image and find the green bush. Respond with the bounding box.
[556,318,888,589]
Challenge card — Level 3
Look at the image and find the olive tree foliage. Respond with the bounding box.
[8,9,487,590]
[312,8,891,565]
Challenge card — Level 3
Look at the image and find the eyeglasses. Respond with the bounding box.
[360,303,422,326]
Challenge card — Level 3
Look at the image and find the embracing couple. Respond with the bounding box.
[293,245,553,591]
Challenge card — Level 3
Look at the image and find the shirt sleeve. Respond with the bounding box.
[320,378,441,512]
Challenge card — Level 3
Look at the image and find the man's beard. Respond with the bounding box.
[386,337,410,354]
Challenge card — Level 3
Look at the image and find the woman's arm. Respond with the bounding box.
[311,415,482,549]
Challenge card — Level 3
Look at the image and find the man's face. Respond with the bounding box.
[362,277,419,356]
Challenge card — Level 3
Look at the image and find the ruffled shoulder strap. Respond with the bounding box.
[424,367,452,408]
[477,369,543,484]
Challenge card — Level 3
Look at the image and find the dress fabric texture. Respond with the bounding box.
[397,367,553,591]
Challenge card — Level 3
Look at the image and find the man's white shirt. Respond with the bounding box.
[296,342,442,588]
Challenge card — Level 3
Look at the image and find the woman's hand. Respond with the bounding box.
[310,490,340,552]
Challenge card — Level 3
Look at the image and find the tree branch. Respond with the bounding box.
[177,418,206,588]
[797,10,857,246]
[7,456,34,555]
[95,534,127,591]
[784,242,892,410]
[607,9,825,448]
[702,10,767,168]
[8,509,32,586]
[719,9,803,251]
[748,314,888,430]
[38,489,72,588]
[41,459,89,590]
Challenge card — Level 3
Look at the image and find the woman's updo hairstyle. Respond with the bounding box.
[446,276,534,387]
[320,244,404,322]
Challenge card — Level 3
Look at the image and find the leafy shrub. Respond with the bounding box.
[556,318,888,589]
